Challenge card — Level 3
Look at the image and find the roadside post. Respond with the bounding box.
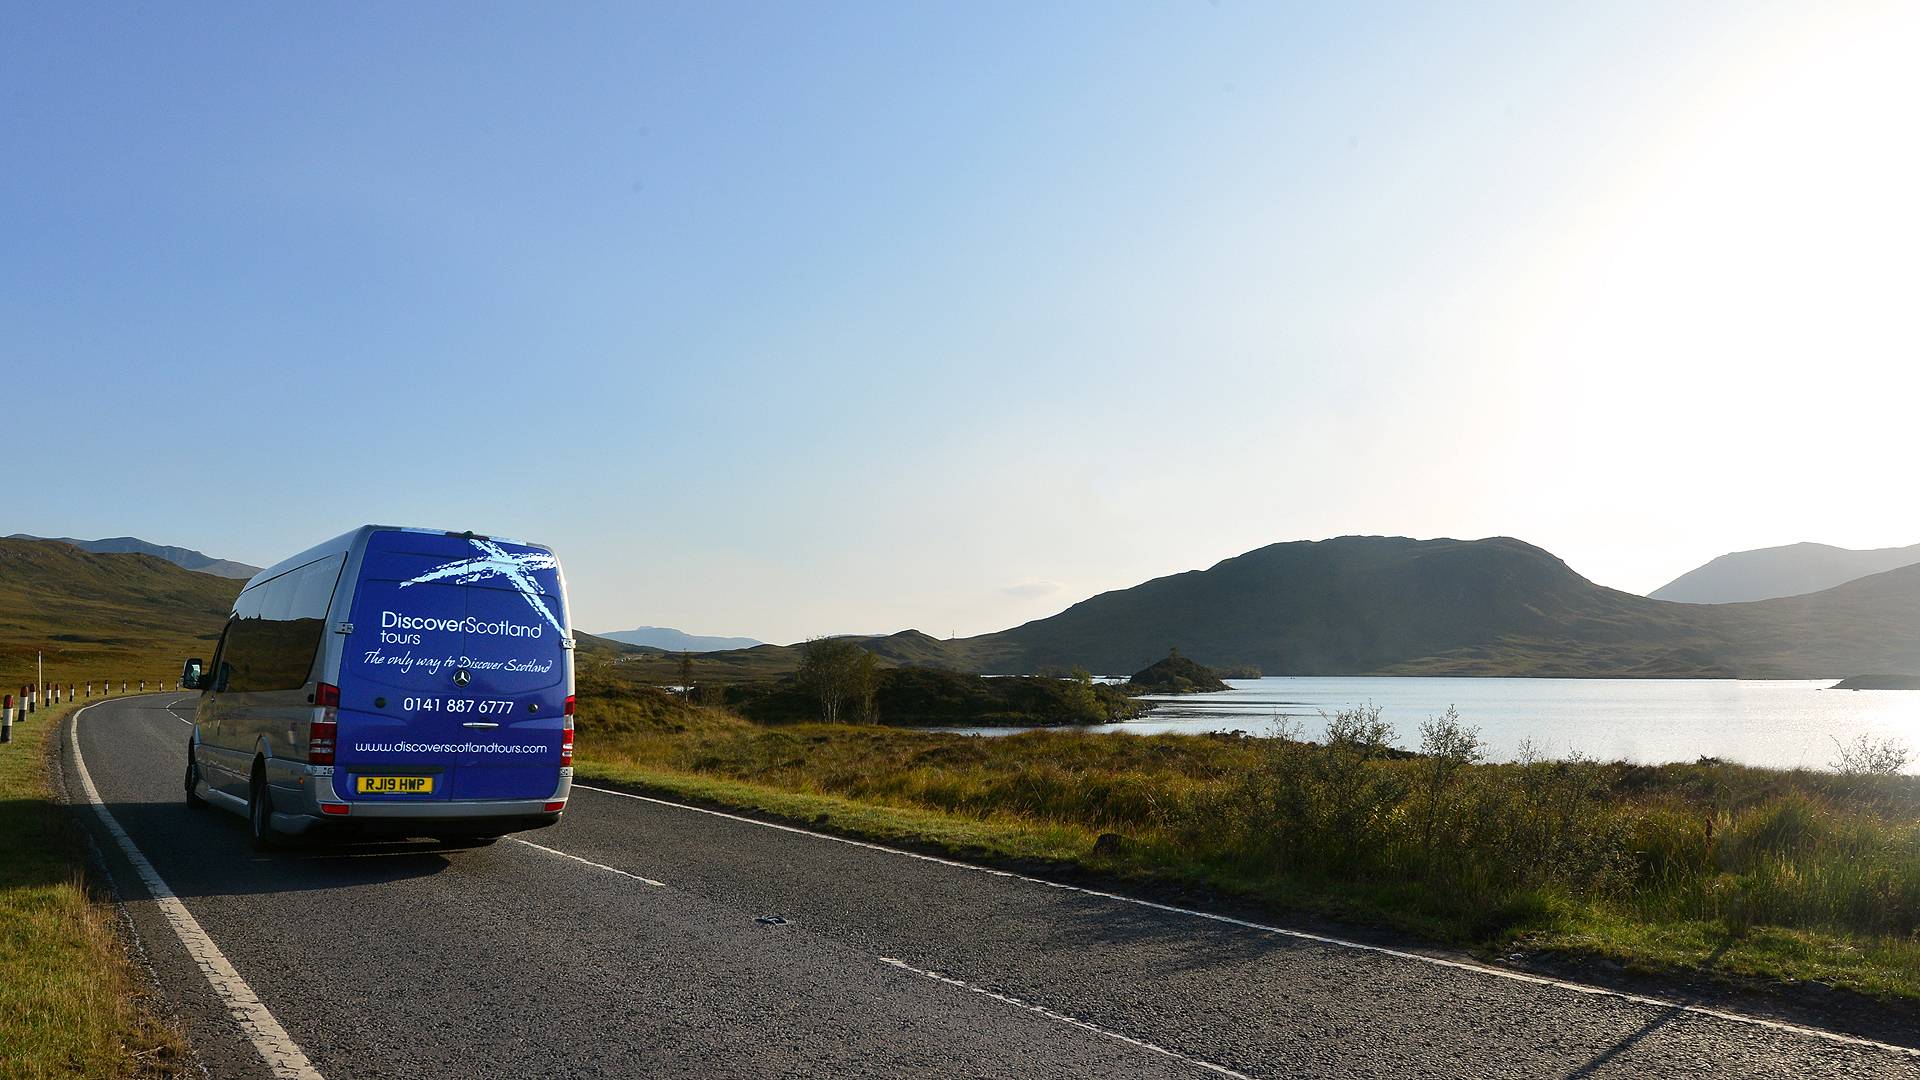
[140,680,146,692]
[121,681,127,694]
[85,681,92,698]
[24,685,33,715]
[51,685,60,705]
[2,694,11,743]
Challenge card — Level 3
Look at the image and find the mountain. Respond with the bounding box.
[599,626,764,652]
[1650,541,1920,604]
[0,537,242,686]
[956,535,1920,679]
[8,534,261,579]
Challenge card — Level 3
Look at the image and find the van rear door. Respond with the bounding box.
[332,530,569,804]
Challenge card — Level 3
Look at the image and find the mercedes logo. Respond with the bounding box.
[453,668,471,688]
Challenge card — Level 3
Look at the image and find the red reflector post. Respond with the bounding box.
[543,801,566,813]
[320,803,351,816]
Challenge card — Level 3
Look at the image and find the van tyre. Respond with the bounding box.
[248,768,282,851]
[184,746,206,809]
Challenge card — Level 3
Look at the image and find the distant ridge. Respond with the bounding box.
[548,535,1920,682]
[8,534,261,579]
[599,626,763,652]
[953,535,1920,678]
[1650,541,1920,604]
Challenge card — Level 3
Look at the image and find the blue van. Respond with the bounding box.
[185,526,575,848]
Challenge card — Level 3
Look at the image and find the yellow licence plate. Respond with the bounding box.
[356,775,435,795]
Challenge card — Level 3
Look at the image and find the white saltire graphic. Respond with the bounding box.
[399,539,563,633]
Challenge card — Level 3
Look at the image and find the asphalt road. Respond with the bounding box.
[59,695,1920,1079]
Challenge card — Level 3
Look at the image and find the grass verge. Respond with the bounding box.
[574,668,1920,1009]
[0,700,186,1079]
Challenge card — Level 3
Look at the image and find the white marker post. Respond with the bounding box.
[2,693,11,743]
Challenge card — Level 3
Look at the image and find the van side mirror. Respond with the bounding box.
[180,657,204,690]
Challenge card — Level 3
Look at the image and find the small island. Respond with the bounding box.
[1127,652,1231,694]
[1829,674,1920,691]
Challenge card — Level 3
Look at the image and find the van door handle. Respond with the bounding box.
[461,722,500,729]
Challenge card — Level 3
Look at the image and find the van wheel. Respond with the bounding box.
[248,769,281,851]
[184,747,206,809]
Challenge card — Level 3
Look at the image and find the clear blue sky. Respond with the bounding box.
[5,3,1915,642]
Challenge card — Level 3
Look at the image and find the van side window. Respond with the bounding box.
[221,555,344,693]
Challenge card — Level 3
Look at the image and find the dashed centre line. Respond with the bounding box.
[880,957,1255,1079]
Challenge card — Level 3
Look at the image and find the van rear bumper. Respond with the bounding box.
[334,797,563,819]
[331,807,564,838]
[264,763,570,837]
[271,798,565,837]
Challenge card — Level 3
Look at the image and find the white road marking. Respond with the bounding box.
[879,957,1255,1078]
[574,783,1920,1060]
[510,838,665,886]
[69,702,325,1080]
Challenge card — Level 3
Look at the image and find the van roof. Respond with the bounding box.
[243,526,553,590]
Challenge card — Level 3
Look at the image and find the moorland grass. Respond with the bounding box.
[0,699,186,1078]
[573,668,1920,1002]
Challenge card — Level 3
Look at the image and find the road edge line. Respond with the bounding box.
[68,701,325,1080]
[574,782,1920,1060]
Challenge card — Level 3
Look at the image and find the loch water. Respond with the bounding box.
[940,677,1920,773]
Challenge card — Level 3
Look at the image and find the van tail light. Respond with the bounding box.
[309,682,340,765]
[309,718,337,765]
[560,717,574,767]
[563,694,576,717]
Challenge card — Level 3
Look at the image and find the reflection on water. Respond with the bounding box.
[937,677,1920,773]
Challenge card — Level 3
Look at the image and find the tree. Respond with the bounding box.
[796,638,878,724]
[1061,667,1105,724]
[1830,734,1910,776]
[1415,706,1484,873]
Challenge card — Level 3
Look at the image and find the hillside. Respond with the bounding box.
[599,626,763,651]
[1650,541,1920,604]
[23,527,1913,687]
[958,535,1920,679]
[597,629,1007,683]
[7,534,261,579]
[0,538,242,688]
